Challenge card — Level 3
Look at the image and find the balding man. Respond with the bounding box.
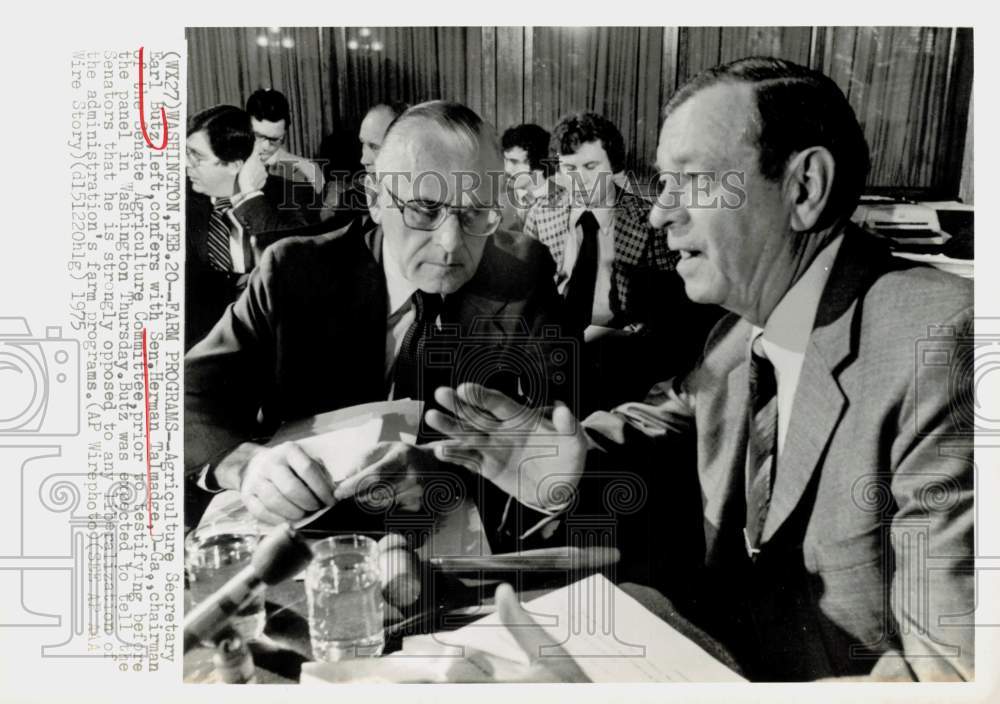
[184,101,574,547]
[423,58,974,681]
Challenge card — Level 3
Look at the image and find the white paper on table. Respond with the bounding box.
[408,573,745,682]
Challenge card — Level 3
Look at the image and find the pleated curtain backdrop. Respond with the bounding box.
[186,26,972,198]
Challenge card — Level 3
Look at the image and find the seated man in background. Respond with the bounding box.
[425,58,973,681]
[525,111,720,410]
[246,88,325,198]
[185,105,309,350]
[311,101,410,237]
[501,123,556,231]
[185,101,575,549]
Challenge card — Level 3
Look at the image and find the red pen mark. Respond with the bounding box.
[142,327,154,537]
[138,46,168,151]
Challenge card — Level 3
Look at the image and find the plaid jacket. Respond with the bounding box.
[523,186,680,326]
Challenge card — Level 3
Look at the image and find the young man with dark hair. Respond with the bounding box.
[246,88,325,194]
[185,104,308,350]
[501,123,555,229]
[525,110,718,409]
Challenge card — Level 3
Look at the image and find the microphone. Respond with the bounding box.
[184,522,313,652]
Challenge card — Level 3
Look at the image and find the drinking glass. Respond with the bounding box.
[306,534,385,661]
[185,521,266,643]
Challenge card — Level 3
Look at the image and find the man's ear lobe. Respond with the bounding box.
[787,146,835,232]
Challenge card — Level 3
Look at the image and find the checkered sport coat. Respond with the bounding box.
[523,186,680,327]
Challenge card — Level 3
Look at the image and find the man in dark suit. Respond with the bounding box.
[525,111,719,410]
[185,101,573,546]
[423,58,973,680]
[185,105,309,350]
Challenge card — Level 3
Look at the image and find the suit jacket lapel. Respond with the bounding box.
[704,345,753,564]
[760,226,883,544]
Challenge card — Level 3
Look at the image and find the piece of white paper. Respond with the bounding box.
[410,573,744,682]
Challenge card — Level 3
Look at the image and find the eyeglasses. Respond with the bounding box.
[253,131,286,146]
[384,185,501,237]
[186,149,221,168]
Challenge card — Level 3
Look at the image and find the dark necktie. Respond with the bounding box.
[564,210,600,328]
[392,290,444,401]
[206,196,233,272]
[744,335,777,560]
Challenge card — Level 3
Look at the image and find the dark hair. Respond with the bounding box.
[501,123,553,175]
[551,112,626,173]
[664,56,871,226]
[187,105,254,163]
[246,88,291,125]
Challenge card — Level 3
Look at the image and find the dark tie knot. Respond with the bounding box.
[412,290,444,323]
[749,335,777,409]
[577,210,599,233]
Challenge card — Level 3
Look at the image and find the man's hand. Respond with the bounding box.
[236,142,268,194]
[426,383,587,512]
[333,441,440,512]
[444,583,590,682]
[238,442,337,524]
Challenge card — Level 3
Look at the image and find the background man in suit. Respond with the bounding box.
[314,102,410,237]
[185,105,308,350]
[185,101,573,548]
[246,88,325,195]
[501,123,555,231]
[423,58,973,681]
[525,111,718,409]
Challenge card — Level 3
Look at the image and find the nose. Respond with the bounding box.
[361,147,374,167]
[434,213,463,254]
[648,194,687,231]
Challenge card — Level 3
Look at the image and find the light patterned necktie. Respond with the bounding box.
[744,334,777,560]
[206,196,233,272]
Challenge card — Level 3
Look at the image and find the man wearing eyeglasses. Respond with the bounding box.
[185,101,572,547]
[185,104,310,351]
[246,88,325,196]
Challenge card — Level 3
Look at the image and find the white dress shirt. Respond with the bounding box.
[750,234,844,456]
[560,206,617,326]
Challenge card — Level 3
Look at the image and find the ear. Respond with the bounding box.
[784,146,835,232]
[365,173,383,224]
[223,159,244,175]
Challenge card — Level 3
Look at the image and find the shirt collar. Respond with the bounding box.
[751,233,844,358]
[381,235,419,317]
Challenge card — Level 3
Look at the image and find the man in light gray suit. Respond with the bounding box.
[421,57,974,681]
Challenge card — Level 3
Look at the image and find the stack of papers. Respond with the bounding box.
[300,573,744,683]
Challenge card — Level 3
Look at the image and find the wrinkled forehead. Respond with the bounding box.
[657,82,759,170]
[378,123,502,205]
